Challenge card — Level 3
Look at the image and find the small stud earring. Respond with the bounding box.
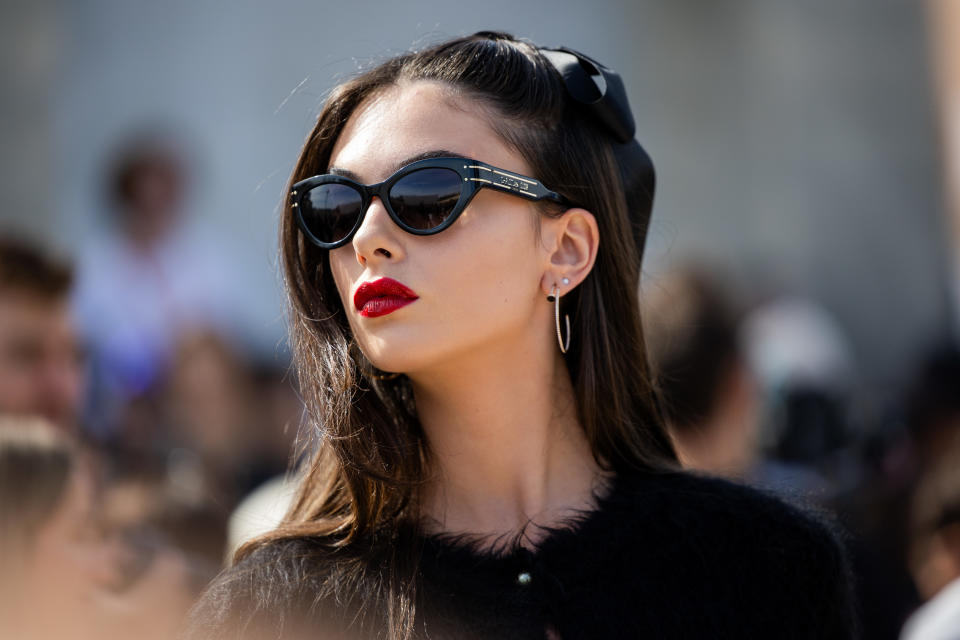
[562,277,570,286]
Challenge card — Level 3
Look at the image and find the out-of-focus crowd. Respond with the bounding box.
[643,267,960,639]
[1,133,300,639]
[1,132,958,639]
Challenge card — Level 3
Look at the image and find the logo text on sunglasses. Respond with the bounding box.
[466,164,537,199]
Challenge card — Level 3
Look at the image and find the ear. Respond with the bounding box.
[539,207,600,296]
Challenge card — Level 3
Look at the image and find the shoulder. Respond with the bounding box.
[611,467,848,550]
[602,468,859,637]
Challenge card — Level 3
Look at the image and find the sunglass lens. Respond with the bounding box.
[300,184,364,245]
[389,168,463,231]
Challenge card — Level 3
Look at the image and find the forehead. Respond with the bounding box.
[328,80,530,183]
[0,291,73,340]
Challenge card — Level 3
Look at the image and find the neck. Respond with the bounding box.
[410,332,606,544]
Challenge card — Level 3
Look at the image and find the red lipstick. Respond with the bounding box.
[354,278,419,318]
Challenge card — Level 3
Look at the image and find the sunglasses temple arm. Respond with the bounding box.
[475,178,568,206]
[522,184,570,206]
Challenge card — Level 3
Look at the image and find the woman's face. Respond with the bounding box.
[327,81,556,376]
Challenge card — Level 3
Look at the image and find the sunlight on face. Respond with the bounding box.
[327,81,552,377]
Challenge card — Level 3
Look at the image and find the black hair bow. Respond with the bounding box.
[540,45,657,263]
[538,46,636,144]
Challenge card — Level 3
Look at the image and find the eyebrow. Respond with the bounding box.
[327,149,462,183]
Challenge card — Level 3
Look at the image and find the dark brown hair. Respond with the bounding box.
[0,235,73,301]
[643,265,741,433]
[239,31,677,638]
[105,128,186,210]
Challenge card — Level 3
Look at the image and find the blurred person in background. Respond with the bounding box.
[0,235,220,605]
[223,359,302,563]
[901,427,960,639]
[902,346,960,473]
[0,416,194,640]
[98,463,231,598]
[149,329,290,569]
[814,345,960,639]
[0,236,84,432]
[165,329,276,505]
[894,345,960,639]
[101,329,301,575]
[642,268,859,496]
[72,127,252,441]
[739,295,861,499]
[643,264,760,478]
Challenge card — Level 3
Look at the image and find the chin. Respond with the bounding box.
[360,342,434,377]
[351,315,451,371]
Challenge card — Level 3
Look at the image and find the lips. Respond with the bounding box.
[353,277,419,318]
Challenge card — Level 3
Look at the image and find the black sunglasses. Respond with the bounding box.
[290,156,569,249]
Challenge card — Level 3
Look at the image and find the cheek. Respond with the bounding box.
[427,216,544,337]
[457,206,542,287]
[448,241,529,307]
[329,249,358,309]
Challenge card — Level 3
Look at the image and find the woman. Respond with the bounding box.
[188,32,857,639]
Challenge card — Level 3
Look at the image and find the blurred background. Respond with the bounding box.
[2,0,960,637]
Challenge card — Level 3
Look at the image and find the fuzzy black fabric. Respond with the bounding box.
[185,468,858,639]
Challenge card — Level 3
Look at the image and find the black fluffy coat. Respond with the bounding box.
[185,469,858,639]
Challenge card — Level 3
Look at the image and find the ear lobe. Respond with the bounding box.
[542,207,599,294]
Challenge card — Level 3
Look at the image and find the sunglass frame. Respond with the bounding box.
[290,156,568,249]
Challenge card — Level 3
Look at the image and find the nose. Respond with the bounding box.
[351,196,404,266]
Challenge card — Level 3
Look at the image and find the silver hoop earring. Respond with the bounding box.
[550,285,571,354]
